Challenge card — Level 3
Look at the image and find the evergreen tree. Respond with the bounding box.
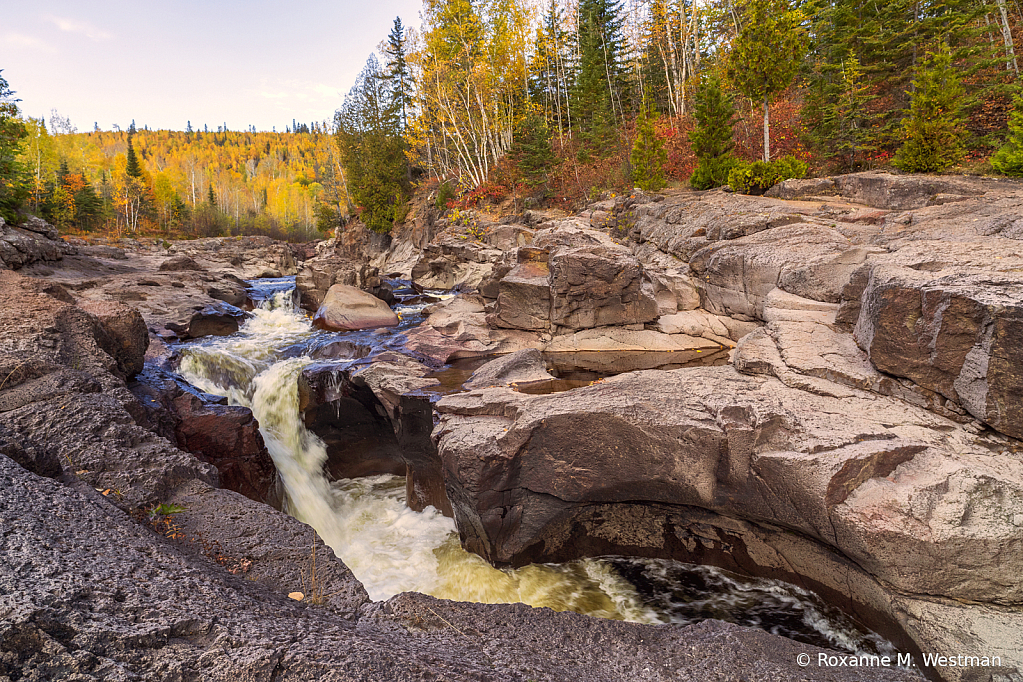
[727,0,806,162]
[207,182,217,207]
[0,70,29,223]
[125,132,144,179]
[689,74,737,190]
[382,17,411,133]
[335,55,411,233]
[893,45,965,173]
[574,0,626,156]
[186,120,193,133]
[991,90,1023,176]
[510,106,557,190]
[630,99,667,191]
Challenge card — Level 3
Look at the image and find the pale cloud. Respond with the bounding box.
[1,32,55,51]
[256,80,343,105]
[44,15,113,42]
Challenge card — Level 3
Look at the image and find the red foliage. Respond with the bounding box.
[656,115,697,180]
[731,88,811,163]
[453,182,509,209]
[547,137,631,208]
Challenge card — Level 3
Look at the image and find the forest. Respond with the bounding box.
[336,0,1023,231]
[4,0,1023,239]
[0,96,340,240]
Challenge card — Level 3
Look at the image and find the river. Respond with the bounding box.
[176,277,897,656]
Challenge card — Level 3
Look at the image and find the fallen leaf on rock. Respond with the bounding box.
[288,592,304,601]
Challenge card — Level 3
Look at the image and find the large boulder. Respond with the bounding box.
[434,366,1023,679]
[312,283,399,331]
[853,264,1023,439]
[0,216,75,270]
[487,255,551,331]
[548,242,659,331]
[130,368,280,507]
[79,300,149,379]
[411,233,503,290]
[464,348,554,389]
[296,255,383,312]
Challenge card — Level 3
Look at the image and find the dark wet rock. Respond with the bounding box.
[206,281,249,307]
[78,300,149,378]
[298,362,407,480]
[166,301,249,339]
[130,367,280,507]
[464,349,554,389]
[158,254,204,271]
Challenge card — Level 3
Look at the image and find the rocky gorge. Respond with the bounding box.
[1,171,1020,682]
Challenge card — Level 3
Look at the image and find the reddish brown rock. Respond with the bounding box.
[312,283,399,331]
[79,300,149,378]
[854,265,1023,440]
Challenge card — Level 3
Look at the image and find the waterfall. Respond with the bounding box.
[175,279,899,653]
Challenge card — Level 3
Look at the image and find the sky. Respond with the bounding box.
[1,0,422,132]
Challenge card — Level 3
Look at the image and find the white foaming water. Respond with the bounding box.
[179,282,901,651]
[178,288,661,620]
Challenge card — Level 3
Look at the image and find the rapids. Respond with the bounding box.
[177,278,897,656]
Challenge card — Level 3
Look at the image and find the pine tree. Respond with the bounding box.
[893,45,965,173]
[511,106,557,190]
[727,0,806,162]
[0,70,30,223]
[382,17,411,133]
[991,90,1023,176]
[207,182,217,207]
[630,99,667,191]
[335,55,411,233]
[689,74,737,190]
[574,0,626,156]
[125,132,144,179]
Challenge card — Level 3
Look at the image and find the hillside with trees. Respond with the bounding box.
[6,101,342,240]
[332,0,1023,232]
[3,0,1023,238]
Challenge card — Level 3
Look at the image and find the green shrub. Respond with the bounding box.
[691,156,740,191]
[435,181,456,210]
[991,91,1023,176]
[727,156,807,194]
[772,155,808,182]
[893,46,965,173]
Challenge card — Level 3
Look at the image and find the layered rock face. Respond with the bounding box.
[416,172,1023,682]
[0,215,76,269]
[0,259,872,681]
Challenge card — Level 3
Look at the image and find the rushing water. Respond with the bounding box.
[177,277,897,656]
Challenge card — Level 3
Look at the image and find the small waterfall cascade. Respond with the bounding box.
[177,278,898,653]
